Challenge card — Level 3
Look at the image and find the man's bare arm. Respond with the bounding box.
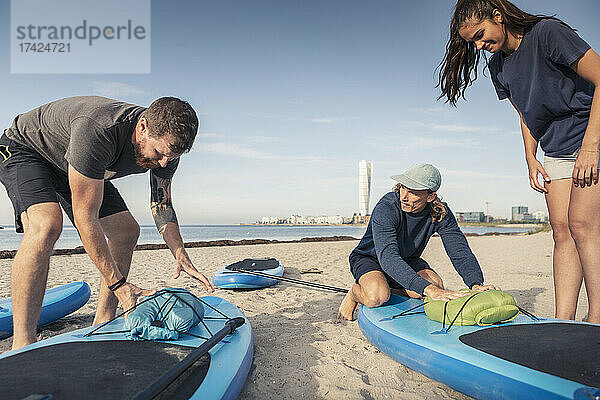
[68,165,154,309]
[150,173,178,235]
[150,171,214,292]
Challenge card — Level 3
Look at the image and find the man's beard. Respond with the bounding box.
[133,140,160,169]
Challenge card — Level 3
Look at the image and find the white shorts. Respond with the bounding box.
[543,148,600,181]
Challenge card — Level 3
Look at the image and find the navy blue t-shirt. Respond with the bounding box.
[488,19,593,157]
[350,192,484,295]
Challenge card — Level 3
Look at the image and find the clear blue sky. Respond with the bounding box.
[0,0,598,224]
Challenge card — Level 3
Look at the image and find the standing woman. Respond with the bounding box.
[438,0,600,322]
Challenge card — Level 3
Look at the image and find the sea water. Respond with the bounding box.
[0,224,533,251]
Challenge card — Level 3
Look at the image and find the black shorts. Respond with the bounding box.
[0,134,128,233]
[349,253,432,290]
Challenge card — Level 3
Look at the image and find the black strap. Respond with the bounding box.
[442,301,449,331]
[108,277,126,292]
[517,305,540,321]
[390,301,428,319]
[443,292,482,332]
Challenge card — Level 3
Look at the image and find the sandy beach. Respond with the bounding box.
[0,231,590,399]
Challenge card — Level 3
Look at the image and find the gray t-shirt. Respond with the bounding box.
[4,96,179,180]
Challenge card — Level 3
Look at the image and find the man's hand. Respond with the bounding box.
[423,285,471,302]
[113,282,157,315]
[573,149,599,188]
[471,283,500,292]
[173,254,215,293]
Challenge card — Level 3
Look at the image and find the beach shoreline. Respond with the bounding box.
[0,228,539,260]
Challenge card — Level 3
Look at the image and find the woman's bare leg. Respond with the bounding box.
[545,179,582,320]
[568,181,600,323]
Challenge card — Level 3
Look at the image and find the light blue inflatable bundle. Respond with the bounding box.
[124,288,204,341]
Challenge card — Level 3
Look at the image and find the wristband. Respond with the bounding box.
[108,277,126,292]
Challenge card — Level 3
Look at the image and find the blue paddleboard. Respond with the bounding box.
[213,258,284,289]
[358,294,600,400]
[0,295,253,400]
[0,281,91,339]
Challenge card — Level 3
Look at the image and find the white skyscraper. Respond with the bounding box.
[358,160,372,216]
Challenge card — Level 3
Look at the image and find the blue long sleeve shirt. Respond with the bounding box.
[351,192,484,295]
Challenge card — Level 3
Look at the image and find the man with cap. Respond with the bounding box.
[338,163,497,320]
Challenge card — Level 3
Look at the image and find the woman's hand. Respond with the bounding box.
[526,157,550,194]
[573,148,599,188]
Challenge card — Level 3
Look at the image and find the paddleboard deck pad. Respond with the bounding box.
[358,294,600,400]
[0,341,209,400]
[213,258,284,289]
[0,281,91,339]
[0,294,253,400]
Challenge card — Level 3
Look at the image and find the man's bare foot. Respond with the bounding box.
[337,291,358,320]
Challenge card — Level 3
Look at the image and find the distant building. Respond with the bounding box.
[259,214,351,224]
[511,206,534,222]
[358,160,372,216]
[532,210,549,223]
[456,211,486,223]
[352,213,370,224]
[511,206,528,220]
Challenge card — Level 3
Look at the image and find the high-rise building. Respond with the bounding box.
[359,160,372,216]
[512,206,527,220]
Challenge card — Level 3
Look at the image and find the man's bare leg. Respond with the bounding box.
[93,211,140,325]
[338,269,442,320]
[11,203,63,350]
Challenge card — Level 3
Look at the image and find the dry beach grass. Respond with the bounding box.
[0,231,589,399]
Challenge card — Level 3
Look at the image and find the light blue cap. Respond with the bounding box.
[391,163,441,192]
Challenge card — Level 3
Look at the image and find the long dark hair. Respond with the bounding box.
[437,0,557,106]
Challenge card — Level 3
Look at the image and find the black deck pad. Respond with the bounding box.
[0,340,210,400]
[459,323,600,387]
[226,257,279,271]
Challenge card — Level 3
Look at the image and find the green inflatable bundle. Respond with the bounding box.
[424,289,519,326]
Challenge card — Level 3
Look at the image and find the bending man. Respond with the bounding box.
[0,96,214,349]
